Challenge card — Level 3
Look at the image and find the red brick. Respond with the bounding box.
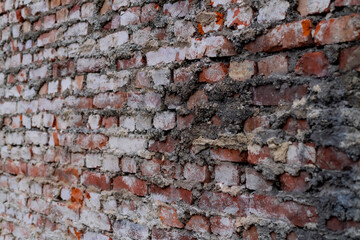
[211,115,222,126]
[174,67,192,83]
[282,117,310,135]
[184,163,210,183]
[55,168,79,184]
[141,3,160,23]
[252,84,307,106]
[185,215,210,233]
[117,52,145,70]
[258,55,288,77]
[76,134,108,150]
[51,0,61,8]
[71,188,83,204]
[298,0,331,16]
[252,194,318,227]
[81,171,111,190]
[177,114,194,130]
[53,60,75,78]
[28,163,51,178]
[150,185,192,204]
[295,52,329,77]
[113,176,148,196]
[121,157,137,173]
[246,19,313,53]
[316,147,354,170]
[159,206,184,228]
[149,136,179,153]
[314,14,360,45]
[211,148,247,162]
[65,97,93,109]
[56,8,68,23]
[5,160,26,175]
[187,89,208,109]
[210,216,235,237]
[38,29,57,47]
[327,217,360,232]
[93,92,127,109]
[243,225,258,240]
[102,116,119,128]
[186,36,236,60]
[339,45,360,72]
[244,116,270,133]
[280,172,310,192]
[199,63,228,84]
[335,0,360,6]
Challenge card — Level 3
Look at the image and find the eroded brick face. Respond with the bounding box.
[0,1,359,239]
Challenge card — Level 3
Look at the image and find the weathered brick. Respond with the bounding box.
[185,215,210,233]
[151,185,192,204]
[77,58,107,73]
[258,55,288,77]
[252,84,307,106]
[280,172,310,192]
[335,0,360,6]
[295,52,329,77]
[55,168,79,184]
[199,63,228,83]
[339,45,360,72]
[245,168,273,191]
[184,163,210,183]
[257,0,289,24]
[113,220,149,240]
[316,146,355,170]
[215,163,240,186]
[246,19,313,52]
[211,148,247,162]
[146,47,186,66]
[113,176,148,196]
[163,1,190,18]
[93,92,127,109]
[154,111,176,130]
[287,142,316,166]
[225,7,253,29]
[210,216,235,237]
[298,0,331,16]
[81,171,111,190]
[314,14,360,45]
[229,60,257,81]
[159,206,184,228]
[76,134,108,150]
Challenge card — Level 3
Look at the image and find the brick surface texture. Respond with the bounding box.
[0,0,359,239]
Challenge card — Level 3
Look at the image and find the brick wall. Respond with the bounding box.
[0,0,359,239]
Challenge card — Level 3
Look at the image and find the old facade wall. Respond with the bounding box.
[0,0,359,239]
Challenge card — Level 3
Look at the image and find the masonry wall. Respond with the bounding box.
[0,0,359,239]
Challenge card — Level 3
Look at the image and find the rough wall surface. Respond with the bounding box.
[0,0,360,239]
